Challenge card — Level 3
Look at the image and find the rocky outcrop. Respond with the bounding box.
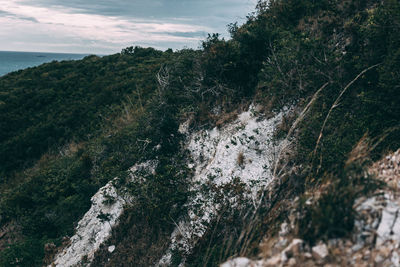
[158,106,286,265]
[49,105,287,267]
[221,149,400,267]
[50,179,126,267]
[49,162,155,267]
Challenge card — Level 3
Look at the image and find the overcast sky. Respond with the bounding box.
[0,0,257,54]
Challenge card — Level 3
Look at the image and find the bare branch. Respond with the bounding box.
[156,65,170,103]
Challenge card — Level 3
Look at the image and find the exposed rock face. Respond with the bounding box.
[51,179,126,267]
[350,149,400,266]
[158,106,286,265]
[48,111,400,267]
[51,107,400,267]
[355,193,400,248]
[49,162,154,267]
[48,106,286,267]
[369,149,400,188]
[221,148,400,267]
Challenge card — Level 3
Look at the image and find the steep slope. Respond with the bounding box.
[50,161,156,266]
[49,106,287,266]
[1,0,400,266]
[222,149,400,267]
[158,106,286,265]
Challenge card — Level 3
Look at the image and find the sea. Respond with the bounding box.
[0,51,89,77]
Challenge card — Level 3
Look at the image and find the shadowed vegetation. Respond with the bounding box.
[0,0,399,266]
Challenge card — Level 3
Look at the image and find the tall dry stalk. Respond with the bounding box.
[312,63,382,160]
[272,81,330,179]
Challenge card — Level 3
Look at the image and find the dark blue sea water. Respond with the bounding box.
[0,51,88,77]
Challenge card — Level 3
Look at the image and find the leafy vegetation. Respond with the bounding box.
[0,47,196,266]
[0,0,399,266]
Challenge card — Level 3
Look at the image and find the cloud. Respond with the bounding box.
[161,31,208,38]
[0,8,38,22]
[0,0,257,54]
[19,0,256,19]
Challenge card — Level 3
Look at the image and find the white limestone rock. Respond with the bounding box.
[108,245,116,253]
[311,242,329,261]
[51,179,125,267]
[220,257,263,267]
[158,106,287,266]
[50,161,154,267]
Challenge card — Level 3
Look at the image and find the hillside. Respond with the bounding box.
[0,0,399,266]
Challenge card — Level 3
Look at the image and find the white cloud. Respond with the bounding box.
[0,0,256,54]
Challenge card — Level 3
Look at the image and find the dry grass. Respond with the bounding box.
[216,110,239,128]
[193,100,252,129]
[237,152,245,167]
[0,221,23,252]
[313,64,381,160]
[91,207,173,267]
[59,141,84,157]
[111,97,143,131]
[274,111,298,140]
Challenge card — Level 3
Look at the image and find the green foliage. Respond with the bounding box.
[185,207,254,267]
[0,44,202,265]
[1,153,96,238]
[0,47,177,265]
[298,154,381,244]
[0,0,399,265]
[288,0,400,244]
[0,238,45,267]
[128,155,190,228]
[197,0,400,251]
[0,49,169,176]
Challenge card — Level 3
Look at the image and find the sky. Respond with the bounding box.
[0,0,257,54]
